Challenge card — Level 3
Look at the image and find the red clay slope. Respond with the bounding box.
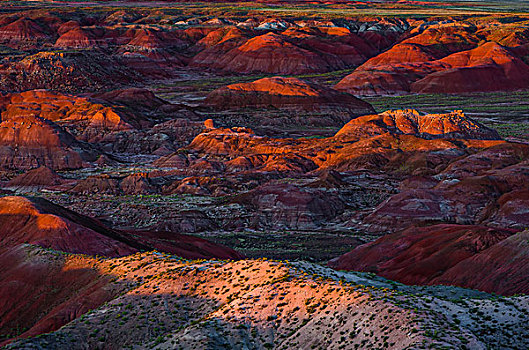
[6,166,63,188]
[329,224,527,295]
[205,76,374,113]
[0,245,125,344]
[0,17,47,42]
[0,195,243,343]
[0,195,243,260]
[192,32,335,74]
[54,27,98,48]
[411,42,529,93]
[0,196,137,257]
[0,115,96,170]
[335,109,501,140]
[336,41,529,95]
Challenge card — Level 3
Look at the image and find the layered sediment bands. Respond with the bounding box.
[0,115,96,170]
[329,224,529,295]
[336,41,529,95]
[204,76,375,135]
[206,76,374,113]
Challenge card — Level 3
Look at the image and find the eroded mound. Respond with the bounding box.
[191,32,336,74]
[206,76,374,113]
[0,196,136,256]
[6,166,63,188]
[0,193,241,345]
[0,246,129,344]
[0,115,96,170]
[0,17,47,44]
[54,27,98,48]
[233,182,345,230]
[0,51,139,93]
[6,252,529,349]
[336,41,529,95]
[0,195,242,259]
[335,109,501,140]
[0,90,135,139]
[411,42,529,93]
[360,142,529,233]
[329,224,528,295]
[0,88,198,154]
[204,77,375,135]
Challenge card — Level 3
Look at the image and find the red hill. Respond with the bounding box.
[54,27,98,48]
[0,245,126,344]
[336,41,529,95]
[0,115,95,170]
[335,109,501,140]
[0,17,47,42]
[329,224,526,295]
[411,42,529,93]
[0,196,135,257]
[192,32,332,74]
[0,195,243,260]
[7,166,63,188]
[206,76,374,113]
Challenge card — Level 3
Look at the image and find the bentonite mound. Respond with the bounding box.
[205,76,374,114]
[204,76,375,135]
[6,166,63,188]
[335,41,529,95]
[328,224,528,296]
[335,109,501,140]
[0,196,136,257]
[0,195,243,260]
[0,115,97,170]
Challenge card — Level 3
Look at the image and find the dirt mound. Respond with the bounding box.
[7,166,63,187]
[0,17,47,43]
[91,87,168,113]
[0,196,136,256]
[0,115,96,170]
[0,51,139,93]
[411,42,529,93]
[336,42,529,95]
[329,224,527,295]
[204,76,374,134]
[0,89,175,145]
[0,195,243,260]
[433,230,529,295]
[54,27,98,48]
[6,254,528,349]
[233,182,345,230]
[206,76,374,112]
[360,143,529,232]
[126,28,186,51]
[335,109,501,140]
[192,32,336,74]
[0,246,128,345]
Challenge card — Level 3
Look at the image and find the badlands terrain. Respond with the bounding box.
[1,0,529,348]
